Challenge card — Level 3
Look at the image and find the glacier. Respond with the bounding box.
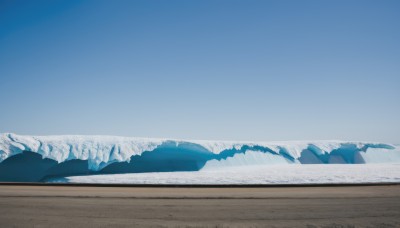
[0,133,400,183]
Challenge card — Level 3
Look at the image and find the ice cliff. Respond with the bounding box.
[0,133,399,182]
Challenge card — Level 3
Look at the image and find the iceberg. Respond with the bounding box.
[0,133,399,182]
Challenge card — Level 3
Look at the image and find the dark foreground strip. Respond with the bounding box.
[0,182,400,188]
[1,195,397,199]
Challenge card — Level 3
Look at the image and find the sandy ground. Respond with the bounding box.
[0,185,399,227]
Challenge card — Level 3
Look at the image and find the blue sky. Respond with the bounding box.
[0,0,399,143]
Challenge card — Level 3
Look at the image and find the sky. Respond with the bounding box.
[0,0,399,143]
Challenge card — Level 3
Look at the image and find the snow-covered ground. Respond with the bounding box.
[49,164,400,184]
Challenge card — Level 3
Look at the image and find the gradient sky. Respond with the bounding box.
[0,0,399,143]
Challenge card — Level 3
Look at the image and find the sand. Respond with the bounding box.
[0,184,399,227]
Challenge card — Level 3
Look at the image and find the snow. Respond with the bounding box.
[1,133,399,171]
[48,164,400,184]
[0,133,166,170]
[203,151,293,169]
[358,147,400,163]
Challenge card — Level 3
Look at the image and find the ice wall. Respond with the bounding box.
[0,133,399,182]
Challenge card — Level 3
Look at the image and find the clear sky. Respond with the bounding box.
[0,0,399,143]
